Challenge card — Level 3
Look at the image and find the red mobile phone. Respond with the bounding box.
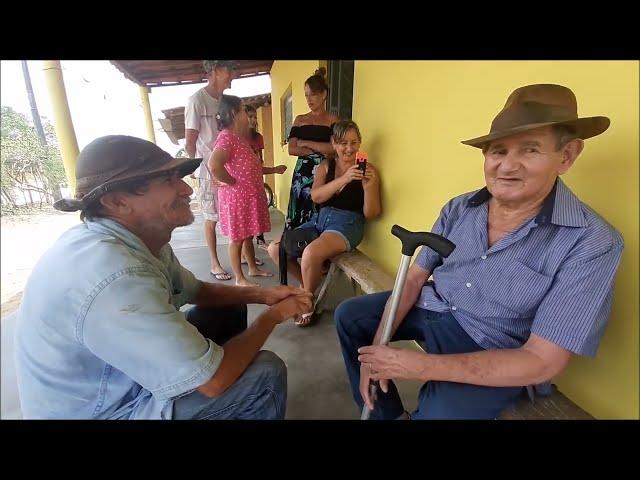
[356,151,367,175]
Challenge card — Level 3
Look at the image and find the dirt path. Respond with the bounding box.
[1,208,81,317]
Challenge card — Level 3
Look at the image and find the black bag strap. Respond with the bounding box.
[279,235,288,285]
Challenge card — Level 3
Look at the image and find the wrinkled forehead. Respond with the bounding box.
[485,126,555,150]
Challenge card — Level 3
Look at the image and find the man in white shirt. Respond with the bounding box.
[185,60,236,281]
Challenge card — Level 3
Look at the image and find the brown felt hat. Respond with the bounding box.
[53,135,201,212]
[461,84,610,148]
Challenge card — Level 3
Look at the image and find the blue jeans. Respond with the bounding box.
[172,305,287,420]
[298,206,365,251]
[335,292,525,419]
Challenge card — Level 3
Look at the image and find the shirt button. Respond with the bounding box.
[451,306,457,311]
[466,282,471,288]
[481,255,487,260]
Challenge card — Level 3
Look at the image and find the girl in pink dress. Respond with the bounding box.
[210,95,285,286]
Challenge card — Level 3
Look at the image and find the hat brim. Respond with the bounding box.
[54,156,202,212]
[461,116,611,149]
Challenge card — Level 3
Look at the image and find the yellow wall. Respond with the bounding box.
[258,105,275,192]
[268,60,639,419]
[351,60,638,419]
[269,61,322,210]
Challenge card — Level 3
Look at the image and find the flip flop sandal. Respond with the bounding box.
[295,311,317,327]
[210,271,232,281]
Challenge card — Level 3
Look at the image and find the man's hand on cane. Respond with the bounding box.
[359,360,389,411]
[359,345,428,385]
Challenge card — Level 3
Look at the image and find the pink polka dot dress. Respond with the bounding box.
[212,129,271,242]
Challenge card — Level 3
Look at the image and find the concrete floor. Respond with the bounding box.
[1,207,423,420]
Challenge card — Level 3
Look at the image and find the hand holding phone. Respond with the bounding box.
[356,151,368,176]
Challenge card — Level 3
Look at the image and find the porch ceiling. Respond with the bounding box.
[158,93,272,145]
[110,60,273,88]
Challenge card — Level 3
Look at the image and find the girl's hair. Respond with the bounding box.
[305,66,329,95]
[216,94,243,130]
[244,104,259,139]
[332,119,362,143]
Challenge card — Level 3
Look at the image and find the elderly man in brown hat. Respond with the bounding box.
[336,84,624,419]
[14,135,312,420]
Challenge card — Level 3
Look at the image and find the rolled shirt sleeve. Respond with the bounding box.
[415,198,455,273]
[81,267,223,401]
[175,263,202,306]
[161,245,203,306]
[184,95,201,132]
[531,238,624,356]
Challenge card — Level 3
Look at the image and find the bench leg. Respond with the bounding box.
[314,262,338,314]
[351,277,360,296]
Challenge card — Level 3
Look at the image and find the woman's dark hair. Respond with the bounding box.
[244,104,259,139]
[305,67,328,95]
[216,94,243,130]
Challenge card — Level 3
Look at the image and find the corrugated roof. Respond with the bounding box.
[110,60,273,88]
[159,93,272,144]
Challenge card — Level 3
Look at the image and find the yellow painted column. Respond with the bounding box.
[139,85,156,144]
[42,61,79,192]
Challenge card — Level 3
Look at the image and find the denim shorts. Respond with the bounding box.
[298,206,365,251]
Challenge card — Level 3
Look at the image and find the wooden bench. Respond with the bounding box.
[316,248,595,420]
[314,250,394,312]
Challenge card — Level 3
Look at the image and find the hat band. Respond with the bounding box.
[75,163,136,196]
[491,102,577,133]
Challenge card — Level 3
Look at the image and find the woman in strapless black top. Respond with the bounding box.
[267,68,338,280]
[285,124,334,227]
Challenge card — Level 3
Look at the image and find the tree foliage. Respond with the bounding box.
[1,106,67,213]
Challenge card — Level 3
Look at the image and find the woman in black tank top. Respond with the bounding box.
[292,120,382,326]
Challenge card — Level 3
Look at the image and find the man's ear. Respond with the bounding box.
[558,138,584,175]
[99,191,132,215]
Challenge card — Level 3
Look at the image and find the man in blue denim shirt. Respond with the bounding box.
[336,84,624,419]
[14,135,312,419]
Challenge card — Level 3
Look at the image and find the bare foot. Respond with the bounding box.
[242,257,264,266]
[236,278,259,287]
[248,268,273,277]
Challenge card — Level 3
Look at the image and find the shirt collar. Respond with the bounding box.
[86,217,174,260]
[467,178,587,227]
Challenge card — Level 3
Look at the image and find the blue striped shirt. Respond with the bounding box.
[415,178,623,357]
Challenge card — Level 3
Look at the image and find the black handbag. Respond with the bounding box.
[279,226,319,285]
[282,226,319,258]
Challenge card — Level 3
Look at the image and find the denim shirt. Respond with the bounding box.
[415,179,624,359]
[14,218,223,419]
